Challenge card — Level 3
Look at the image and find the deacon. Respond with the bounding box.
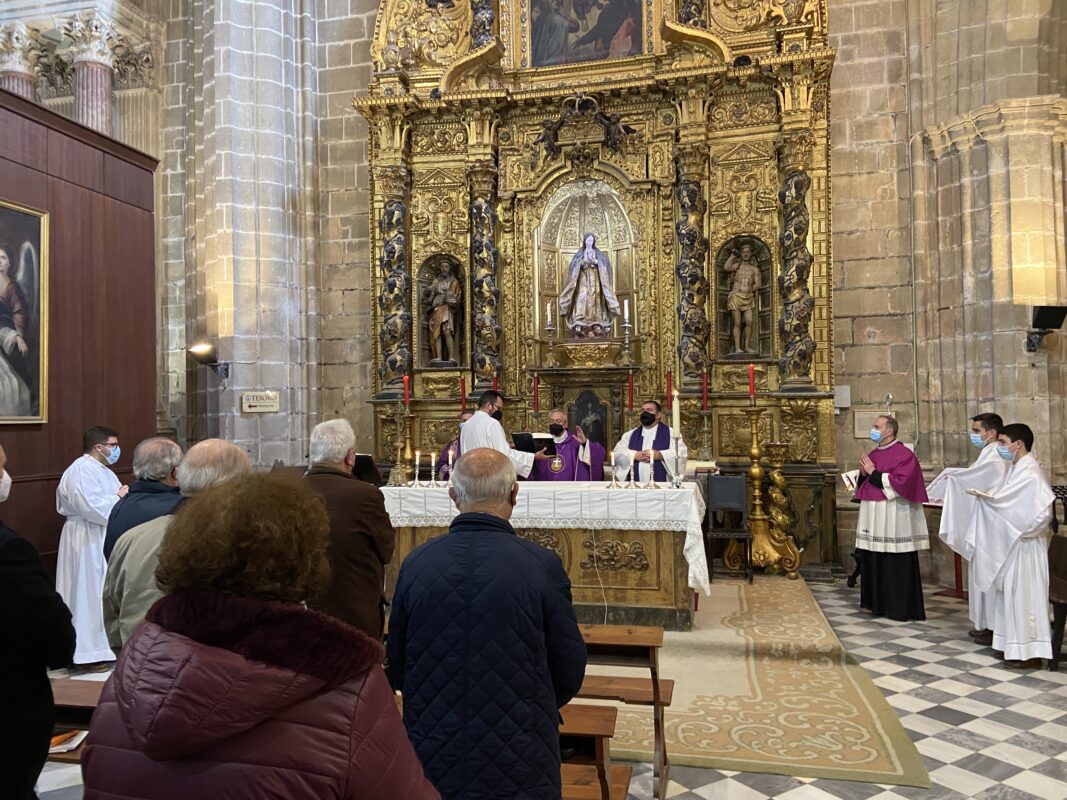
[459,390,537,478]
[612,400,687,483]
[435,409,473,481]
[56,426,128,667]
[531,408,605,481]
[853,415,929,622]
[933,412,1006,643]
[969,423,1054,668]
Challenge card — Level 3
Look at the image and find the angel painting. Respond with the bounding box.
[0,199,47,421]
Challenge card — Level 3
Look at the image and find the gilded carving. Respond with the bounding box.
[412,127,469,154]
[777,170,816,384]
[421,374,460,397]
[719,363,769,392]
[709,98,777,130]
[580,538,650,571]
[469,166,501,385]
[371,0,471,70]
[378,198,413,387]
[517,528,563,558]
[719,413,771,457]
[780,398,817,462]
[675,169,711,379]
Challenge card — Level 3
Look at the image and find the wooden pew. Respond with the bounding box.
[578,624,671,800]
[48,677,105,763]
[559,704,617,800]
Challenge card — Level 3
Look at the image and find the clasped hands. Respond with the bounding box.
[632,449,661,463]
[858,454,875,475]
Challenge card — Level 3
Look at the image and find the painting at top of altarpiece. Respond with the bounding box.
[530,0,644,67]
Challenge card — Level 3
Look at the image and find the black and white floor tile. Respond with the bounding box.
[37,582,1067,800]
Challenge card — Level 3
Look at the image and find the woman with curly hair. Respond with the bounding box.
[81,472,439,800]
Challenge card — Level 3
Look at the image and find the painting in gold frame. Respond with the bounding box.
[529,0,644,67]
[0,198,48,423]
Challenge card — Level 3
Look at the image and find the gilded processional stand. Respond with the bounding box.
[357,0,838,569]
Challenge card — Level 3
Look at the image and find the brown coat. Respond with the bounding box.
[304,465,396,640]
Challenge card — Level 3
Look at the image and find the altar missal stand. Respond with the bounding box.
[704,474,753,585]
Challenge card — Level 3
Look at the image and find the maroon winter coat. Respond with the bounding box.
[81,588,440,800]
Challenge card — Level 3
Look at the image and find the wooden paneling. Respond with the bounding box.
[0,89,158,564]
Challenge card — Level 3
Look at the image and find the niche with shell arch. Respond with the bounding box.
[416,253,466,368]
[534,179,636,338]
[714,235,773,358]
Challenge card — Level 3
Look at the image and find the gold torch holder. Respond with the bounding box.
[385,400,415,487]
[732,406,800,580]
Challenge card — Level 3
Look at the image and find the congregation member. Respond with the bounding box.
[103,437,184,560]
[932,412,1006,642]
[612,399,687,482]
[387,449,587,800]
[435,409,473,480]
[103,439,251,650]
[0,446,77,800]
[82,473,439,800]
[304,418,395,640]
[853,415,929,621]
[56,426,127,667]
[531,407,605,481]
[459,389,539,478]
[968,423,1055,668]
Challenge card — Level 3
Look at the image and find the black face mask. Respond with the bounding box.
[491,409,503,422]
[549,423,564,437]
[640,411,656,427]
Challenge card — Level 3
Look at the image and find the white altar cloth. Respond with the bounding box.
[381,481,710,596]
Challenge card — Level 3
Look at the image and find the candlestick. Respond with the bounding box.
[447,446,455,488]
[626,451,637,488]
[747,363,755,397]
[666,370,673,409]
[429,451,438,487]
[533,373,540,413]
[627,370,634,412]
[671,389,680,433]
[701,369,709,411]
[460,377,467,412]
[412,449,421,486]
[644,448,659,489]
[403,374,410,406]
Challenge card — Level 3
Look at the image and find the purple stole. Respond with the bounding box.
[627,423,671,482]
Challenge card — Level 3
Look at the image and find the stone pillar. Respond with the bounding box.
[64,12,118,135]
[0,22,40,100]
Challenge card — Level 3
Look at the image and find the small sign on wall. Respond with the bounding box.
[240,391,280,413]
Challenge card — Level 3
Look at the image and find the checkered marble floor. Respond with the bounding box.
[37,581,1067,800]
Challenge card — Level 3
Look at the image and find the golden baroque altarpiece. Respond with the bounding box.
[356,0,839,566]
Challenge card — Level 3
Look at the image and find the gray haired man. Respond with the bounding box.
[103,440,252,650]
[103,438,184,560]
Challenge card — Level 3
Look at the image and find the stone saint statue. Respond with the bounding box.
[724,243,762,354]
[558,232,621,339]
[423,259,462,364]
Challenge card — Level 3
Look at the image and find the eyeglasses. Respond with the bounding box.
[100,442,118,449]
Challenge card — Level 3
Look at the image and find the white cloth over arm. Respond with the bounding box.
[56,455,122,525]
[936,449,1007,560]
[612,425,687,482]
[459,409,534,478]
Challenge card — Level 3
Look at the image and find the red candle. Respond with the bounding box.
[403,374,410,406]
[665,370,672,409]
[460,376,467,412]
[492,375,498,392]
[627,371,634,412]
[748,364,756,397]
[701,369,709,411]
[533,373,540,413]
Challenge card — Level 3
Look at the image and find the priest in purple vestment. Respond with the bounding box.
[530,408,606,481]
[435,411,473,481]
[854,414,929,622]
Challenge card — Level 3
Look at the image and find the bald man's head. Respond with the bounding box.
[450,448,518,519]
[175,439,252,496]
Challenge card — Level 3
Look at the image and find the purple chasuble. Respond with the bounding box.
[435,437,461,480]
[627,422,672,482]
[855,441,928,503]
[530,433,606,481]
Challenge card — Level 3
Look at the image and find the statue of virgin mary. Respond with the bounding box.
[558,232,621,338]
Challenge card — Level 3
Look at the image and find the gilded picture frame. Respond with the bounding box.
[0,197,49,423]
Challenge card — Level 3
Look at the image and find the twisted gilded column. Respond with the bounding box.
[674,143,711,381]
[468,159,501,388]
[376,165,413,390]
[64,12,118,134]
[0,22,40,100]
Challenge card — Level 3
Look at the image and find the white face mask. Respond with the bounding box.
[0,470,10,503]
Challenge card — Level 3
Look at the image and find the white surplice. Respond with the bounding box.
[971,453,1054,661]
[458,409,534,478]
[854,442,928,554]
[611,425,687,483]
[933,443,1006,630]
[56,454,121,663]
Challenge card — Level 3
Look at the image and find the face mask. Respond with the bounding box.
[640,411,656,427]
[102,444,121,465]
[548,423,564,437]
[869,429,881,443]
[997,444,1014,461]
[970,432,985,448]
[491,409,503,422]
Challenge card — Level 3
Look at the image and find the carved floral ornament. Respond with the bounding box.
[0,21,41,74]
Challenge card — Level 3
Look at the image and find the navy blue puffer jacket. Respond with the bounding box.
[386,512,587,799]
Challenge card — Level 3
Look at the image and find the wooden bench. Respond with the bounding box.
[561,763,633,800]
[579,624,671,800]
[48,678,105,763]
[559,703,618,800]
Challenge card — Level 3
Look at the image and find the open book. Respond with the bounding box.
[840,469,860,493]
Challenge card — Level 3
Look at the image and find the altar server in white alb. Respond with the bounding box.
[969,423,1055,668]
[612,400,687,483]
[932,412,1007,643]
[459,389,537,478]
[56,426,127,666]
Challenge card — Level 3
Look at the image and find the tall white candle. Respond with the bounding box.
[672,389,680,433]
[414,450,420,483]
[430,451,436,482]
[623,298,630,322]
[647,447,654,483]
[546,301,552,326]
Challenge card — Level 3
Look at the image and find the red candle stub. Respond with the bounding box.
[665,370,673,409]
[533,373,540,413]
[701,369,709,411]
[492,375,498,393]
[460,376,467,412]
[403,374,410,406]
[747,364,755,396]
[627,371,634,412]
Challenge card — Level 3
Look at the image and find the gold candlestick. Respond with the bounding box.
[763,442,800,579]
[386,400,415,486]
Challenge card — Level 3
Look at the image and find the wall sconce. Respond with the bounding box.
[1024,306,1067,353]
[188,341,230,379]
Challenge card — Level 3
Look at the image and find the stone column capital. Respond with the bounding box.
[373,165,410,200]
[673,142,707,180]
[777,126,815,173]
[63,11,119,68]
[466,159,497,198]
[0,21,41,75]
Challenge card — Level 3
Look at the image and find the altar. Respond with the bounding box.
[382,482,708,631]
